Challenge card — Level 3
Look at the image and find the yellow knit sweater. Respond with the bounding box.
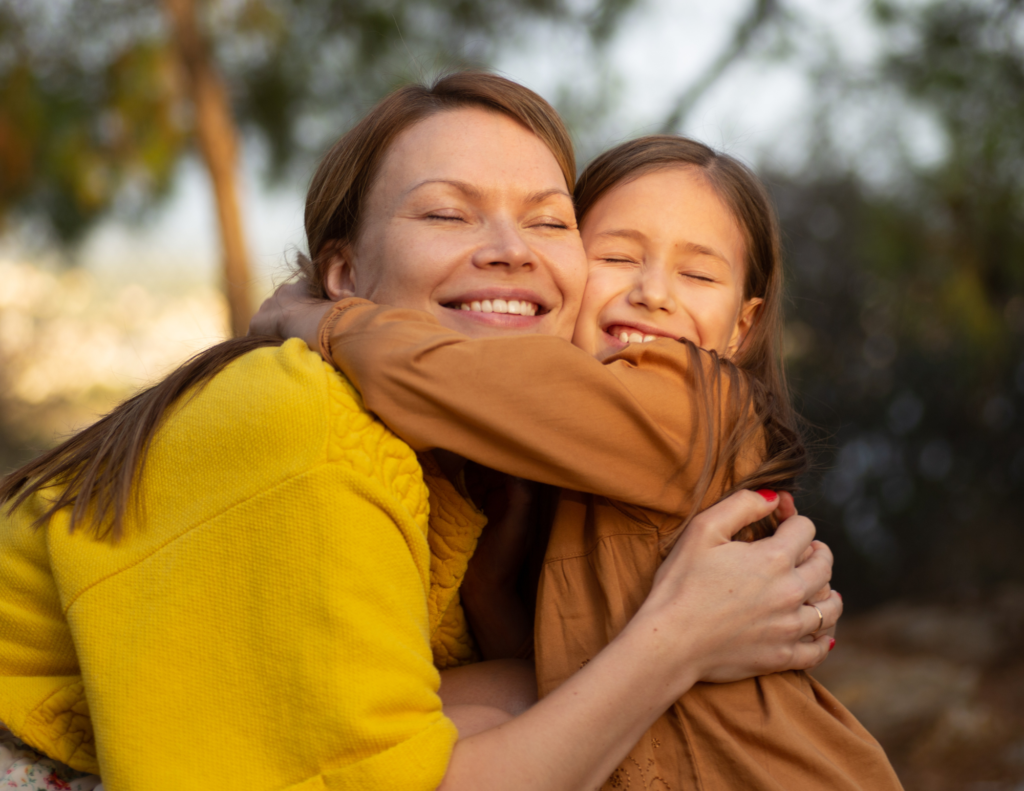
[0,339,483,790]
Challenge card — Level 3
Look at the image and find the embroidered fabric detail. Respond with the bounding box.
[323,369,431,540]
[605,732,671,790]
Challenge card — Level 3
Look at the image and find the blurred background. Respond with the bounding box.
[0,0,1021,787]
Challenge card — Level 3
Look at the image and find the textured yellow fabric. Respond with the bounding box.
[418,456,486,670]
[0,339,459,790]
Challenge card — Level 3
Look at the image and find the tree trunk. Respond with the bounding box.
[164,0,252,338]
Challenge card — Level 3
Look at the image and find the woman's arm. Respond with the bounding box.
[438,491,841,790]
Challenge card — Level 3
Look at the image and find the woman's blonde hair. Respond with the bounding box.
[1,71,575,539]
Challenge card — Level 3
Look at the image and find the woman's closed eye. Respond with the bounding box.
[426,211,466,222]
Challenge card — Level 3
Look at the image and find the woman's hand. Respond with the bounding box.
[439,491,842,791]
[630,489,841,688]
[249,280,337,349]
[778,491,838,660]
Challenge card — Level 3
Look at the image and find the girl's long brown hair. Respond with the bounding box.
[0,71,576,540]
[575,136,807,545]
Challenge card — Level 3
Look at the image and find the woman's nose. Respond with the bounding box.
[628,266,675,312]
[471,220,535,271]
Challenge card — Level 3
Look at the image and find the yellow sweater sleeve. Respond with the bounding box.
[1,339,458,791]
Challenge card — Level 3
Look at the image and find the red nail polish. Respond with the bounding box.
[836,592,842,601]
[756,489,778,503]
[828,638,836,652]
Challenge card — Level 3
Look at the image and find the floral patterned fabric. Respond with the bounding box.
[0,728,101,791]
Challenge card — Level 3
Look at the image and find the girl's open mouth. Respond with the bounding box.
[604,324,674,344]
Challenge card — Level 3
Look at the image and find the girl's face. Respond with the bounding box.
[328,106,587,341]
[572,167,763,361]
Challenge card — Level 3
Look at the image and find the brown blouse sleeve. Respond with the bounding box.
[320,299,757,516]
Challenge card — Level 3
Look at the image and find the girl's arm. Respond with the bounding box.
[319,299,753,516]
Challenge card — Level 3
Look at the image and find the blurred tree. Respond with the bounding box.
[0,0,636,335]
[768,0,1024,606]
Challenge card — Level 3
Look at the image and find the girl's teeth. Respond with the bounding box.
[457,300,538,316]
[613,327,661,343]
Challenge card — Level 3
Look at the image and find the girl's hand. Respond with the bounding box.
[630,489,841,689]
[249,281,337,349]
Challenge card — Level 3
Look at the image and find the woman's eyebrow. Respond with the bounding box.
[526,187,574,204]
[404,179,571,204]
[404,179,483,199]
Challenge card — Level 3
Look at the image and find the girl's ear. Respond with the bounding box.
[727,297,763,358]
[324,243,357,300]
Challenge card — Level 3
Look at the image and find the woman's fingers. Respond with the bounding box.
[788,631,835,671]
[803,590,842,634]
[680,489,781,549]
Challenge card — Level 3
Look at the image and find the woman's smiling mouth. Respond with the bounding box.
[454,299,540,316]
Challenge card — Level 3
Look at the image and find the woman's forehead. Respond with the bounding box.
[375,107,570,201]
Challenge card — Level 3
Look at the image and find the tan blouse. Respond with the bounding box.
[320,298,904,791]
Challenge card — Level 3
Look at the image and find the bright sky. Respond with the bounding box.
[67,0,889,302]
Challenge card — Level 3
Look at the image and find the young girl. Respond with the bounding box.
[269,135,903,789]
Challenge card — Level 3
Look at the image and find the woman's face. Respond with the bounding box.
[572,167,762,361]
[328,107,587,340]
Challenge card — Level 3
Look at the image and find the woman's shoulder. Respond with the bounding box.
[167,337,429,519]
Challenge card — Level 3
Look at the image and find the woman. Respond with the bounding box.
[0,72,838,791]
[259,135,897,789]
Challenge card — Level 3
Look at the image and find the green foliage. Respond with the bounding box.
[0,0,637,243]
[777,0,1024,607]
[0,2,184,242]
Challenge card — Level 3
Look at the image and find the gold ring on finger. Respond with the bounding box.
[810,603,824,632]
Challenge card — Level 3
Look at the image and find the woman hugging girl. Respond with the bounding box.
[267,134,903,790]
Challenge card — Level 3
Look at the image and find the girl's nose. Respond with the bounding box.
[471,219,536,271]
[628,266,675,312]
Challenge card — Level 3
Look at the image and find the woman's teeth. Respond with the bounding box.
[458,299,539,316]
[617,330,659,344]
